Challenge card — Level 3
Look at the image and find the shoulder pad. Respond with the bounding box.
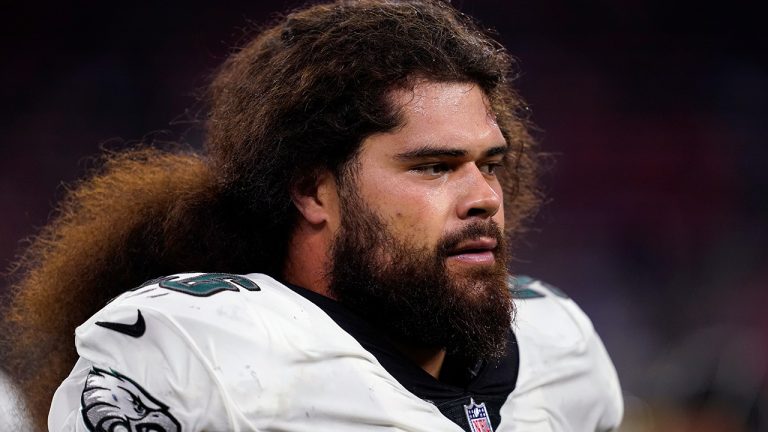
[503,274,624,431]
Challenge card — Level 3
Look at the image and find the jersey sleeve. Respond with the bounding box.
[499,277,624,432]
[48,276,253,431]
[0,369,32,430]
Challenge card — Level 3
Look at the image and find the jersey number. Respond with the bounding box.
[158,273,261,297]
[508,275,568,299]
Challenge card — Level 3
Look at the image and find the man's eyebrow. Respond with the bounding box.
[394,144,508,161]
[484,145,508,158]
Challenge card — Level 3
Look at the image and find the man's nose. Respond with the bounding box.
[456,166,502,219]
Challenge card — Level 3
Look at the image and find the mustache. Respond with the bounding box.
[437,221,504,255]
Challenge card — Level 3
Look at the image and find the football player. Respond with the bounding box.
[6,1,623,430]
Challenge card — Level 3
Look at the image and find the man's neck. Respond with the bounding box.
[283,221,335,298]
[391,340,447,379]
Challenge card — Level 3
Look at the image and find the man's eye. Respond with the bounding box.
[479,162,503,175]
[413,164,449,176]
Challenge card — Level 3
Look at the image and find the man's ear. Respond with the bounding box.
[290,171,339,226]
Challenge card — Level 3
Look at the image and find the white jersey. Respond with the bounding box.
[49,273,622,431]
[501,277,623,431]
[1,369,32,430]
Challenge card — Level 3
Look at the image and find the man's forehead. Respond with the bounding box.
[391,80,496,121]
[370,81,506,156]
[362,81,508,162]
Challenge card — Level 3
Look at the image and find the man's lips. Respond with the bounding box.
[446,237,498,264]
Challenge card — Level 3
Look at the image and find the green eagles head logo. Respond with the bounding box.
[81,367,181,432]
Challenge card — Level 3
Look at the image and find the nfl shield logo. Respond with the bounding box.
[464,398,494,432]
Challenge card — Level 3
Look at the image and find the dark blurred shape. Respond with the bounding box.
[622,326,768,431]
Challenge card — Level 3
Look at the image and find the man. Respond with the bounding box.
[6,1,622,430]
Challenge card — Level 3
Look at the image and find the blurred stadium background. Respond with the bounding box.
[1,0,765,430]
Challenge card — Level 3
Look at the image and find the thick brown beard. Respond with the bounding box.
[328,188,513,364]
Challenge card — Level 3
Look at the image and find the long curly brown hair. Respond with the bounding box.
[2,0,541,428]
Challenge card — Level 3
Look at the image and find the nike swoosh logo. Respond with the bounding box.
[96,310,146,338]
